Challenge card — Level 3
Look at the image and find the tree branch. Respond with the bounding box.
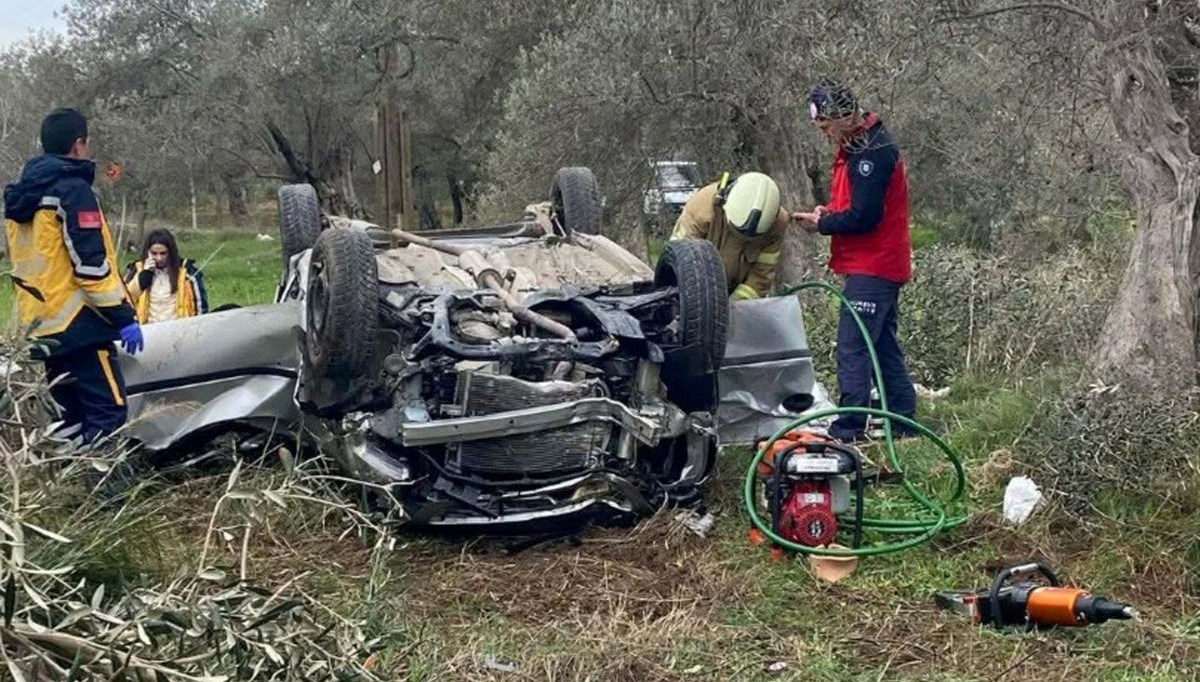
[214,147,292,181]
[638,74,666,105]
[413,133,464,153]
[938,2,1103,32]
[145,0,208,40]
[265,120,315,185]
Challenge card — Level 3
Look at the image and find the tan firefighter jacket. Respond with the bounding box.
[669,182,787,299]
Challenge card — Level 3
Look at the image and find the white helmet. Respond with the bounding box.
[722,172,780,237]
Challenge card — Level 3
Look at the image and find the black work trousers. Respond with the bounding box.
[829,275,917,441]
[44,343,128,444]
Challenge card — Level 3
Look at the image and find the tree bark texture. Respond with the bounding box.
[221,172,250,226]
[330,148,365,219]
[1087,5,1200,395]
[267,120,365,219]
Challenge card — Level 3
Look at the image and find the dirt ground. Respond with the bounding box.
[154,462,1199,682]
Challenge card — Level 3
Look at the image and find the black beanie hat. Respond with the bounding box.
[808,79,859,121]
[40,108,89,155]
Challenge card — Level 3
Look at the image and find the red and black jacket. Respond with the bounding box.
[817,114,912,284]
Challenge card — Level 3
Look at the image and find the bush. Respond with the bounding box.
[1027,388,1200,512]
[0,347,392,681]
[797,238,1125,388]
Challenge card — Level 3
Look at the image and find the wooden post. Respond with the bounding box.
[385,102,402,236]
[375,45,397,246]
[398,107,414,235]
[373,45,415,246]
[374,102,392,244]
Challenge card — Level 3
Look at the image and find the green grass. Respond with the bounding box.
[208,372,1190,680]
[171,230,283,308]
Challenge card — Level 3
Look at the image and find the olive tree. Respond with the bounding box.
[942,0,1200,397]
[479,0,1108,275]
[476,1,828,273]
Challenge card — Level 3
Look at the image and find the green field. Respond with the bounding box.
[0,230,282,330]
[0,230,1196,680]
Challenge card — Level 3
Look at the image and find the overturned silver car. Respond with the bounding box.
[120,167,820,530]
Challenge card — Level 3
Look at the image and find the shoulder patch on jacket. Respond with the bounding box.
[78,211,103,229]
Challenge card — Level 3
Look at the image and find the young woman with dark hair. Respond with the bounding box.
[124,229,209,324]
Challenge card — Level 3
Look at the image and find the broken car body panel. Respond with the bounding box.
[120,302,302,451]
[716,296,826,446]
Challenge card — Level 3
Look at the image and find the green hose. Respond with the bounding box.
[742,281,970,557]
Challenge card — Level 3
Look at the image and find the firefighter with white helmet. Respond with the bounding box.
[669,171,789,300]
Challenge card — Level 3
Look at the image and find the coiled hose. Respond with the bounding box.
[742,281,970,557]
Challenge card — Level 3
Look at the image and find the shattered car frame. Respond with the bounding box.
[123,168,756,531]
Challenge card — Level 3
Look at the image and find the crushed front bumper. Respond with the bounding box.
[330,396,714,528]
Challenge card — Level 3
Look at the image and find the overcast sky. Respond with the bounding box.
[0,0,67,49]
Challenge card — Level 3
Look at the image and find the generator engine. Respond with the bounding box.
[756,430,864,549]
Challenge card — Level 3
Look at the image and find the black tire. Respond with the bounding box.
[654,238,729,412]
[306,228,378,379]
[551,167,603,235]
[278,183,321,263]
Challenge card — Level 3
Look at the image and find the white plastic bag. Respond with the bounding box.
[1002,476,1042,525]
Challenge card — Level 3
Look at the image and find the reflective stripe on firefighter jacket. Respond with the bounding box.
[816,114,913,284]
[3,155,135,358]
[669,182,787,299]
[127,259,209,324]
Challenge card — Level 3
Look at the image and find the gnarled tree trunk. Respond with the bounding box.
[329,149,365,219]
[1087,6,1200,395]
[267,120,366,219]
[220,171,250,226]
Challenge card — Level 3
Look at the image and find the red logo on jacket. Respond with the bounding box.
[78,211,103,229]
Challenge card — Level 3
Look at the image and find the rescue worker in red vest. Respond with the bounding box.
[124,228,209,324]
[3,108,145,444]
[669,171,788,301]
[793,80,917,442]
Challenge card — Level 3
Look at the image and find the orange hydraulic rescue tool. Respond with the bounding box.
[935,562,1137,630]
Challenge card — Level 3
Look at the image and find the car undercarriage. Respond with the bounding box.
[118,167,821,533]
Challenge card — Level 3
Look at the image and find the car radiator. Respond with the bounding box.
[450,372,611,476]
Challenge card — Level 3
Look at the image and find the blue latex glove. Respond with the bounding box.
[119,323,144,355]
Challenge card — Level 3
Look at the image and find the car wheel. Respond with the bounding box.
[306,227,378,379]
[551,166,603,235]
[654,238,729,412]
[278,183,321,263]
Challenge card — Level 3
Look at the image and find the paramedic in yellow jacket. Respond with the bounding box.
[125,228,209,324]
[3,108,145,444]
[669,171,788,300]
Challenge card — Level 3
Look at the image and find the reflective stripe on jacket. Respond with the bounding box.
[669,182,787,298]
[3,155,135,357]
[128,259,208,323]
